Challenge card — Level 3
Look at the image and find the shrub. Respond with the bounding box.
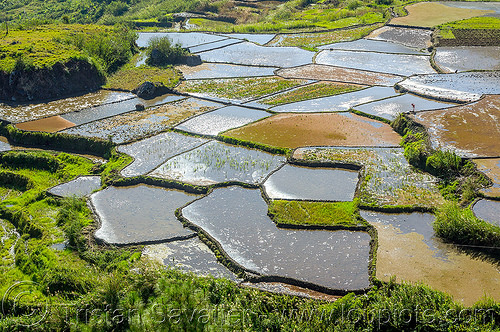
[426,150,462,178]
[145,36,188,67]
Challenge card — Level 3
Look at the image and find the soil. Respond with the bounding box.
[276,64,402,86]
[224,113,401,149]
[412,95,500,157]
[390,3,493,28]
[0,59,105,102]
[372,222,500,306]
[15,116,75,133]
[474,158,500,197]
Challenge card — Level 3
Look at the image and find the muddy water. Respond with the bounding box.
[175,105,271,136]
[48,176,101,197]
[199,42,314,68]
[473,199,500,227]
[434,46,500,72]
[270,86,397,113]
[137,32,227,48]
[439,1,500,16]
[367,26,432,49]
[353,93,456,121]
[0,90,135,123]
[150,140,286,186]
[397,72,500,102]
[264,164,359,201]
[412,95,500,158]
[181,186,371,291]
[225,112,401,149]
[16,116,75,133]
[118,132,207,177]
[178,63,278,80]
[319,38,428,55]
[61,95,184,126]
[316,50,434,76]
[143,237,239,281]
[276,64,403,87]
[91,185,199,245]
[474,158,500,197]
[361,210,500,306]
[62,98,222,144]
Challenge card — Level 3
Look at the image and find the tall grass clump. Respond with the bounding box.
[145,36,189,67]
[434,202,500,249]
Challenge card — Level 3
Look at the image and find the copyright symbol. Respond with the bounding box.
[2,281,51,327]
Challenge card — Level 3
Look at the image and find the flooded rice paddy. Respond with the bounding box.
[91,185,199,245]
[412,95,500,158]
[199,42,314,68]
[220,34,276,45]
[0,90,135,123]
[225,112,401,149]
[117,132,207,177]
[178,63,278,80]
[181,186,371,291]
[175,105,271,137]
[143,237,239,281]
[62,98,222,144]
[48,176,101,197]
[434,46,500,72]
[270,86,397,112]
[474,158,500,197]
[0,137,11,152]
[319,38,428,55]
[366,26,432,49]
[136,32,226,48]
[264,165,359,201]
[397,71,500,102]
[353,93,456,121]
[361,210,500,305]
[473,199,500,227]
[294,147,443,208]
[150,141,285,186]
[61,94,184,126]
[276,64,403,86]
[316,50,434,76]
[189,38,243,54]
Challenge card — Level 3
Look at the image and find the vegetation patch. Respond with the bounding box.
[268,199,364,228]
[177,77,307,102]
[260,81,363,106]
[434,202,500,253]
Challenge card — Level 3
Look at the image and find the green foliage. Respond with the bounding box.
[0,171,33,191]
[0,151,60,172]
[434,202,500,249]
[56,197,88,250]
[268,199,364,228]
[145,36,188,67]
[426,150,462,178]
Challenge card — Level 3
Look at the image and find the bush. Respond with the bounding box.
[426,150,462,178]
[434,202,500,249]
[145,36,188,67]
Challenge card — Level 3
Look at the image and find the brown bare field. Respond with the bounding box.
[391,2,493,28]
[224,112,401,149]
[474,158,500,197]
[412,95,500,158]
[16,116,75,133]
[276,64,402,86]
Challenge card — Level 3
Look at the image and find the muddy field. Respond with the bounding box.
[224,113,401,148]
[412,95,500,158]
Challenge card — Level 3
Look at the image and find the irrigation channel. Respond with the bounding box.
[2,20,500,306]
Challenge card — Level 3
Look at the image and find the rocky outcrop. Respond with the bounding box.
[132,81,174,100]
[0,59,105,102]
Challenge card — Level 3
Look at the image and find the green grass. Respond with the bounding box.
[104,55,182,91]
[260,82,363,106]
[268,199,363,228]
[437,17,500,40]
[434,202,500,249]
[178,77,307,101]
